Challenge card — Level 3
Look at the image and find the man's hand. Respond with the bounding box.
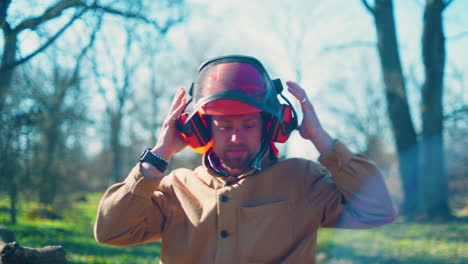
[151,88,189,161]
[141,88,189,178]
[286,81,334,154]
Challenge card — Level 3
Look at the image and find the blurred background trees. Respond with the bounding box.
[0,0,187,223]
[1,0,467,224]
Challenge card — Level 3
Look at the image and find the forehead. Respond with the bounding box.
[211,112,262,122]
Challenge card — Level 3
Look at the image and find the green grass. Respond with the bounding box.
[0,193,161,264]
[1,193,467,263]
[317,220,467,263]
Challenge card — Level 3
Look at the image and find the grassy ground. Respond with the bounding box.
[1,193,161,264]
[1,193,467,264]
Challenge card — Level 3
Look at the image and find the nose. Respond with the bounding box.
[229,128,245,144]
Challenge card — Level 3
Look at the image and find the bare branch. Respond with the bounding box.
[443,0,455,10]
[444,106,468,121]
[361,0,375,15]
[13,0,87,33]
[119,23,138,108]
[447,31,468,41]
[4,0,184,72]
[88,3,184,34]
[1,8,87,72]
[0,0,12,31]
[71,15,103,84]
[322,40,375,52]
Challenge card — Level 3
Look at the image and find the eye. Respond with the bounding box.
[245,123,257,129]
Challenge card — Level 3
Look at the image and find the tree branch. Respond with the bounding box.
[88,3,184,34]
[70,15,103,84]
[361,0,375,15]
[443,0,455,10]
[323,40,376,52]
[0,0,12,30]
[13,0,87,33]
[2,0,185,72]
[444,105,468,121]
[1,8,87,72]
[447,31,468,41]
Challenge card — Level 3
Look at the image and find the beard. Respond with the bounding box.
[218,145,256,174]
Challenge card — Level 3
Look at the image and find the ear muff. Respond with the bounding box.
[176,111,213,154]
[266,104,297,143]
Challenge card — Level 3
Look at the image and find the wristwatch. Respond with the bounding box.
[140,148,168,173]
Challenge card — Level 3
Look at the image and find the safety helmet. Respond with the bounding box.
[177,55,297,154]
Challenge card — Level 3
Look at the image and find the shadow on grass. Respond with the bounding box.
[319,243,466,264]
[60,239,160,256]
[62,240,161,264]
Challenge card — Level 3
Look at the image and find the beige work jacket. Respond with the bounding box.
[94,141,396,264]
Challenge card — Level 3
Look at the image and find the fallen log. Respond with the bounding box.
[1,225,66,264]
[1,242,66,264]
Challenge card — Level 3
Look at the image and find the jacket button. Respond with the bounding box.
[220,230,229,238]
[220,195,229,202]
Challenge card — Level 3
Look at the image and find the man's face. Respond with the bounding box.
[211,113,263,176]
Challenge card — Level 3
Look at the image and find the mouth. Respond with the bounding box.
[225,148,248,156]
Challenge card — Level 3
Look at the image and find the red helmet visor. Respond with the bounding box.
[185,56,282,122]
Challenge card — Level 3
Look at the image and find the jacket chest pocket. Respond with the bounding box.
[237,201,292,263]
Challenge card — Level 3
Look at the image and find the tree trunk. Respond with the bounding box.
[420,0,451,219]
[110,112,122,183]
[371,0,421,217]
[38,125,60,205]
[1,122,18,224]
[8,182,17,225]
[0,30,17,112]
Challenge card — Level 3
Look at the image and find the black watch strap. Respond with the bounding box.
[140,148,168,173]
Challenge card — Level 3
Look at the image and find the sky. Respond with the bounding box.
[5,0,468,159]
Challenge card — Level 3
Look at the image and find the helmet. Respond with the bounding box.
[177,55,297,154]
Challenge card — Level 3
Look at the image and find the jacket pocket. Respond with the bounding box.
[237,201,292,263]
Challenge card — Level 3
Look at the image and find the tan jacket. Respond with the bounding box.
[94,141,396,264]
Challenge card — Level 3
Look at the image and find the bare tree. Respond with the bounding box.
[419,0,453,218]
[92,21,140,183]
[361,0,455,219]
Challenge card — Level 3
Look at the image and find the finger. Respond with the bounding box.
[286,81,308,104]
[170,88,186,110]
[169,97,188,122]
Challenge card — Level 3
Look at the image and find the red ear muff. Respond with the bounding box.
[176,112,213,154]
[266,104,297,143]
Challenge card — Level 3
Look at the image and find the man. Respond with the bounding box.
[94,55,396,263]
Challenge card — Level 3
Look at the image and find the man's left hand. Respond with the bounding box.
[286,81,334,154]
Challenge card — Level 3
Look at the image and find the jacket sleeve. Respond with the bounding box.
[313,140,397,228]
[94,164,171,246]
